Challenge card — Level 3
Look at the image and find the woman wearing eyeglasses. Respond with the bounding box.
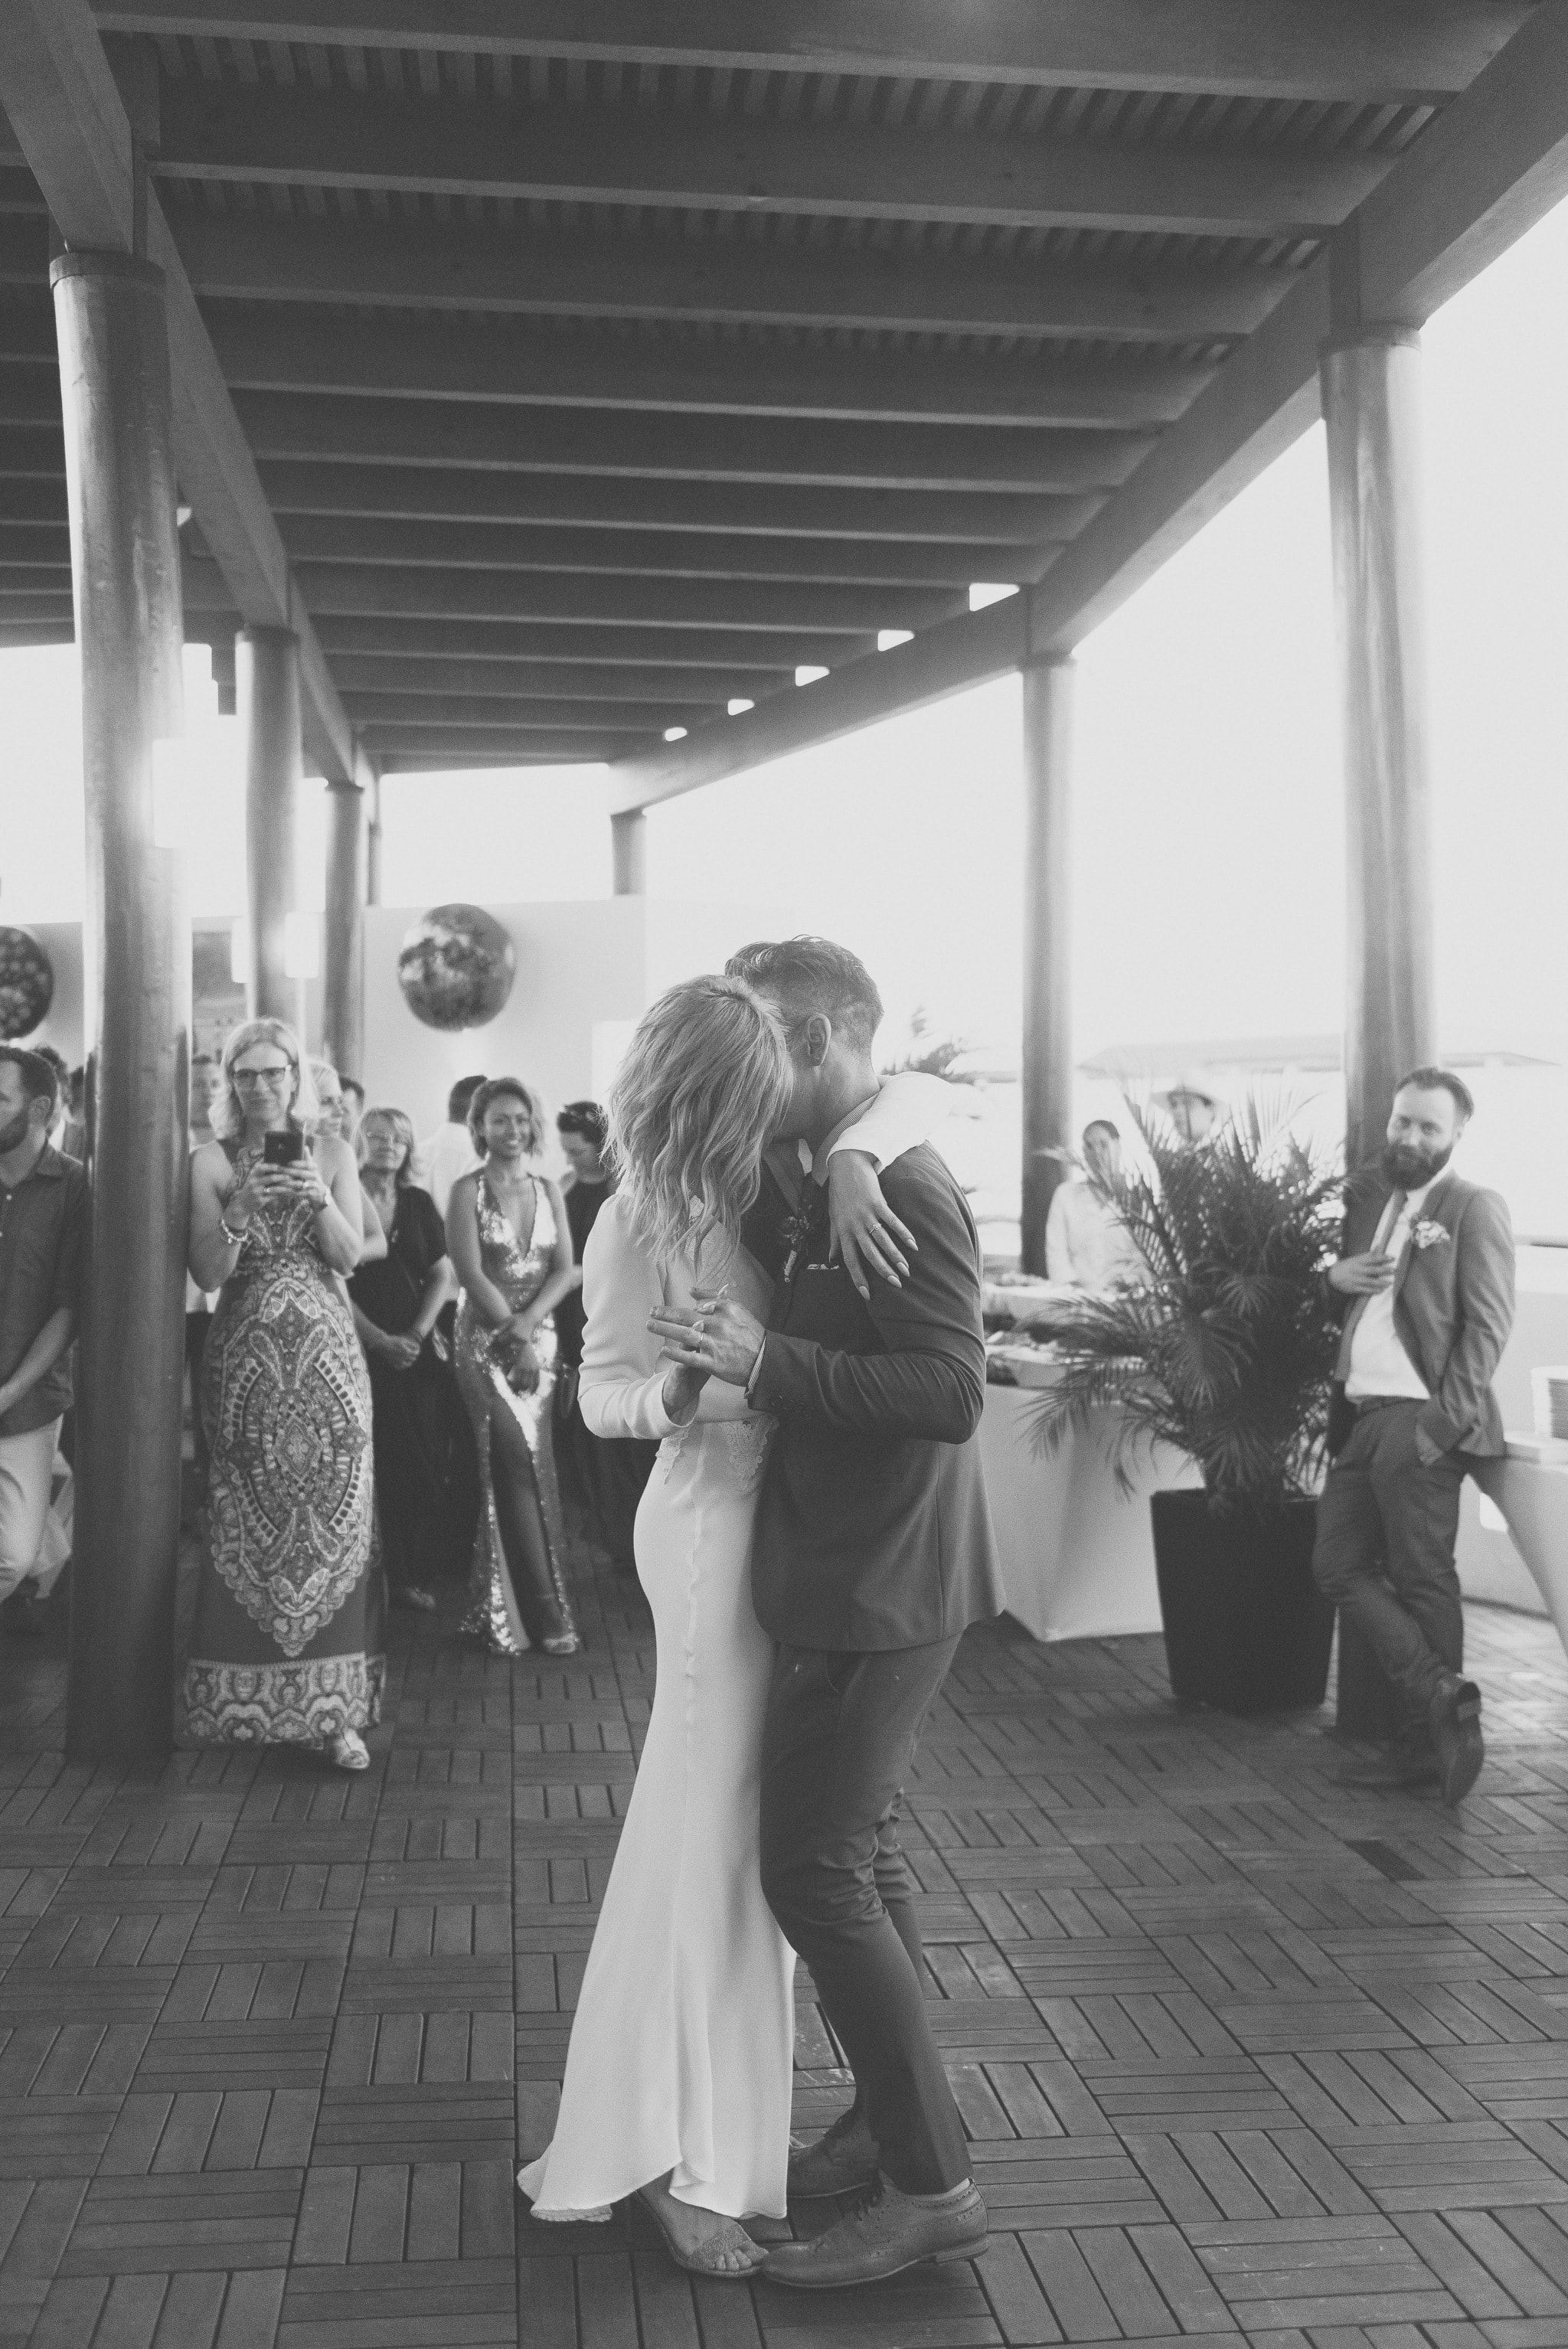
[183,1018,384,1770]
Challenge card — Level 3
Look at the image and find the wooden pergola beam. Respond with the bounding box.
[169,210,1293,346]
[274,516,1044,589]
[229,391,1151,497]
[93,1,1531,107]
[0,0,357,780]
[155,76,1385,241]
[326,654,772,704]
[205,305,1210,432]
[256,462,1099,547]
[312,614,863,670]
[610,3,1568,812]
[185,556,965,636]
[362,724,640,761]
[343,691,713,733]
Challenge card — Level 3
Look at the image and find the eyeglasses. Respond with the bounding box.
[234,1064,294,1088]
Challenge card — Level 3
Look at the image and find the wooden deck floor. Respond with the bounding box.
[6,1536,1568,2349]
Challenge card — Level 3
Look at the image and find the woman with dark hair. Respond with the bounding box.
[348,1106,456,1616]
[184,1018,382,1770]
[550,1099,658,1571]
[446,1077,580,1655]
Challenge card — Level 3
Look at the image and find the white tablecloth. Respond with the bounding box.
[1471,1451,1568,1658]
[977,1380,1201,1642]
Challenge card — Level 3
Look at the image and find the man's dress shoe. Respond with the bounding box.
[1342,1729,1439,1791]
[786,2108,880,2200]
[1427,1674,1485,1808]
[764,2174,987,2289]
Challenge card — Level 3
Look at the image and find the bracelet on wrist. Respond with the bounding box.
[218,1217,247,1249]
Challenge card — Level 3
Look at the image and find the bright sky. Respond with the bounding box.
[3,194,1566,1082]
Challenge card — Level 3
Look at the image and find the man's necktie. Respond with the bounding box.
[1335,1190,1404,1381]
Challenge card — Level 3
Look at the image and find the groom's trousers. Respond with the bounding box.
[759,1635,969,2197]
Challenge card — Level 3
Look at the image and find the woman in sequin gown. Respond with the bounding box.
[446,1078,580,1655]
[183,1021,385,1772]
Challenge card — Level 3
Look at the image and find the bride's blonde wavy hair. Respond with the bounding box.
[608,975,793,1267]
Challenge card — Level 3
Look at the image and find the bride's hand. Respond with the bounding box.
[826,1151,918,1301]
[658,1357,708,1426]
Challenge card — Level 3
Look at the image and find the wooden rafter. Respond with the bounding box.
[0,0,358,779]
[609,3,1568,812]
[153,77,1386,241]
[93,0,1534,107]
[164,209,1293,345]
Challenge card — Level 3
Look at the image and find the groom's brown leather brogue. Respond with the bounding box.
[764,2174,987,2289]
[786,2106,880,2200]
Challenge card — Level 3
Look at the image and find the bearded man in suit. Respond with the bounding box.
[1314,1067,1514,1805]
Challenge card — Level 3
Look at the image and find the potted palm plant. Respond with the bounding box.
[1029,1093,1344,1715]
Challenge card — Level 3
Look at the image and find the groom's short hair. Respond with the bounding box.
[726,936,884,1052]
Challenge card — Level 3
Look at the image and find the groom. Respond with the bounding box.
[655,937,1004,2288]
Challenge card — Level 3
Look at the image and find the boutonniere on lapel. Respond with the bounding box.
[779,1191,828,1284]
[1409,1219,1451,1252]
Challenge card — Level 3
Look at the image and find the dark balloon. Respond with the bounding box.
[396,903,516,1032]
[0,926,54,1041]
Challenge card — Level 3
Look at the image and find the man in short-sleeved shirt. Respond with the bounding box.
[0,1047,87,1619]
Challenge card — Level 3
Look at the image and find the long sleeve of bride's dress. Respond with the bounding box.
[578,1195,753,1442]
[825,1068,954,1170]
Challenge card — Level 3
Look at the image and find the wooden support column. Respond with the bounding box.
[52,250,188,1764]
[612,808,647,897]
[321,778,366,1079]
[237,625,302,1026]
[1320,328,1436,1168]
[1020,656,1074,1276]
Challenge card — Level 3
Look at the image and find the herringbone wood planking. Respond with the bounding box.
[8,1531,1568,2344]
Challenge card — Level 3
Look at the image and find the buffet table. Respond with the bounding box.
[978,1360,1200,1642]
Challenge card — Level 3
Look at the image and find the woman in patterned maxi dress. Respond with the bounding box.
[183,1021,385,1771]
[446,1078,580,1655]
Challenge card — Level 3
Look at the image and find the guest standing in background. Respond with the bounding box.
[1045,1121,1146,1292]
[551,1099,658,1573]
[0,1048,85,1641]
[31,1047,70,1149]
[60,1067,87,1164]
[348,1106,456,1617]
[339,1077,365,1149]
[312,1058,390,1258]
[416,1074,485,1220]
[447,1078,580,1655]
[185,1021,384,1770]
[416,1074,487,1570]
[1314,1067,1514,1807]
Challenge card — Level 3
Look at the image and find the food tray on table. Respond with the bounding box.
[985,1334,1063,1388]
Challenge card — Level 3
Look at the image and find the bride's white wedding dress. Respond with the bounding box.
[518,1076,951,2223]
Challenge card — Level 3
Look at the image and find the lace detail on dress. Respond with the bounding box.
[659,1414,775,1494]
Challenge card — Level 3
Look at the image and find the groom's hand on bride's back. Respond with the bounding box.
[828,1151,919,1302]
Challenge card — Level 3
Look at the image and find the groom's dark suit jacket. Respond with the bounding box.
[746,1143,1004,1652]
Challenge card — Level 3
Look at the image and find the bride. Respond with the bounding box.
[518,974,946,2275]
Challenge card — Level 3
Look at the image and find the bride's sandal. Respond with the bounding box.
[636,2185,767,2279]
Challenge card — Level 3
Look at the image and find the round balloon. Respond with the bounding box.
[0,926,54,1041]
[397,903,516,1032]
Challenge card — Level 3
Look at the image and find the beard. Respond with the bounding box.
[1381,1137,1452,1191]
[0,1106,34,1155]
